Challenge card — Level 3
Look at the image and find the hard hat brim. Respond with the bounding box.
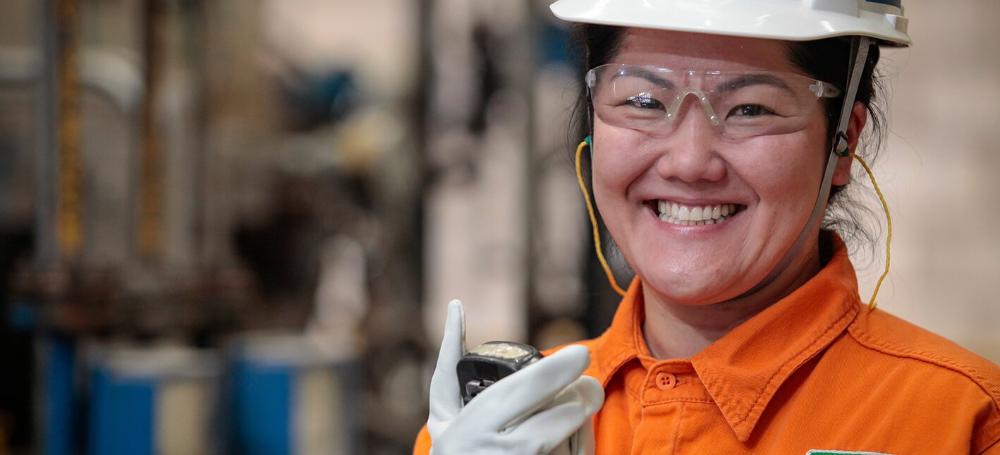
[550,0,911,47]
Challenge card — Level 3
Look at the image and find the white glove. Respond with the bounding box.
[427,300,604,455]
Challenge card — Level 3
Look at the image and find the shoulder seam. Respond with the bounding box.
[848,324,1000,410]
[849,324,1000,451]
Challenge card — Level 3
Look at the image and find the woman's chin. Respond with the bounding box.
[640,274,743,307]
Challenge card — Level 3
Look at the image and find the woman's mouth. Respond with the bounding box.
[647,200,747,226]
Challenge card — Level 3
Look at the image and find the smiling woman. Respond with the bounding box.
[415,1,1000,454]
[590,30,846,316]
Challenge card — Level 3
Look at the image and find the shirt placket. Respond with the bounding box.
[632,360,714,455]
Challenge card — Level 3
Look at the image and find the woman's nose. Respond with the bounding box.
[653,102,726,183]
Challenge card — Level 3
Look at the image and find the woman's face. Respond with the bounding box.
[592,28,843,306]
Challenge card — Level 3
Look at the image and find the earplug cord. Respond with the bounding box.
[852,153,892,310]
[575,137,628,297]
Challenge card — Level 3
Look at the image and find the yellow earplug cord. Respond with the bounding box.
[574,138,893,309]
[575,138,628,297]
[851,152,892,310]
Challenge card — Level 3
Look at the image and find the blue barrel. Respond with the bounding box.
[86,345,219,455]
[39,334,77,455]
[225,334,361,455]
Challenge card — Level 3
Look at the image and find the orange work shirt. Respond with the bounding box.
[414,238,1000,454]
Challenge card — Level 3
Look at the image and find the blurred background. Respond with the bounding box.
[0,0,997,454]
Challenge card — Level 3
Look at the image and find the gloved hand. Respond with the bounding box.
[427,299,604,454]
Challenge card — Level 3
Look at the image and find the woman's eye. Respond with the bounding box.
[624,94,664,110]
[728,104,773,118]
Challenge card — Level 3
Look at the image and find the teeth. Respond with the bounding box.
[655,201,741,225]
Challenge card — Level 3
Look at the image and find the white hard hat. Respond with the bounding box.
[550,0,911,47]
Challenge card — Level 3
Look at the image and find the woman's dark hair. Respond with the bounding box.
[570,24,887,257]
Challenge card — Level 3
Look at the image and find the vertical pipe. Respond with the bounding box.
[415,0,432,313]
[138,0,164,260]
[521,0,538,341]
[188,0,208,267]
[36,0,83,266]
[182,2,209,266]
[35,0,59,267]
[36,4,82,453]
[55,0,84,260]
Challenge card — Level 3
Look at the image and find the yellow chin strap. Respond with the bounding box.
[573,137,893,309]
[575,138,627,297]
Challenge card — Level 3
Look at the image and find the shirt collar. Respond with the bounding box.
[584,234,862,442]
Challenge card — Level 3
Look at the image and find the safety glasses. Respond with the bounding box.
[586,64,842,140]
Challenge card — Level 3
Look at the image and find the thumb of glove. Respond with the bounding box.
[428,299,466,437]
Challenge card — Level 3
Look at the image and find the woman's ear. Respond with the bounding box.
[832,102,868,186]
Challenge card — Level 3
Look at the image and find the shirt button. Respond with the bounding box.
[655,372,677,390]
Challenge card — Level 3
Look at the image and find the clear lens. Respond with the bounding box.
[586,64,841,140]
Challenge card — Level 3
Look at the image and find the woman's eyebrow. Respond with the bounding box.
[612,67,676,89]
[716,73,792,93]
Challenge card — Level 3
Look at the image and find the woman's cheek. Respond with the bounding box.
[738,136,820,204]
[592,136,645,208]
